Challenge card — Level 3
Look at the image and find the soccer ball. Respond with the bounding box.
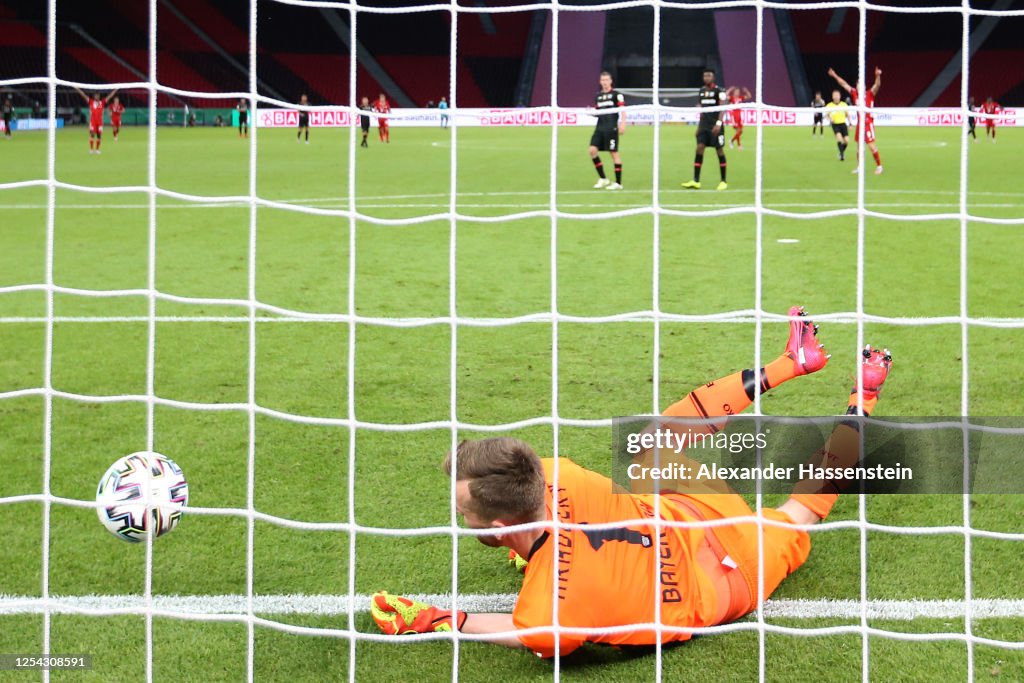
[96,452,189,542]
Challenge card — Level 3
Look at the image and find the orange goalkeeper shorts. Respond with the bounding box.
[668,493,812,621]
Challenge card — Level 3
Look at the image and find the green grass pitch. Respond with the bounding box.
[1,122,1022,681]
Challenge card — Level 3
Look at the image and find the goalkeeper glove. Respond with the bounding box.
[508,550,529,573]
[370,591,467,635]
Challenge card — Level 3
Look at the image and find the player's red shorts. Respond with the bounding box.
[857,121,875,144]
[111,117,122,127]
[89,123,103,135]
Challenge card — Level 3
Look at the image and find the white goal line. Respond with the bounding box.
[2,593,1022,622]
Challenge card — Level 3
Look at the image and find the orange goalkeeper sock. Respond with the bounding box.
[790,421,863,519]
[846,392,878,417]
[790,490,839,520]
[662,354,801,424]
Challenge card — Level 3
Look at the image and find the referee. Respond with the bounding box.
[588,71,626,190]
[824,89,849,161]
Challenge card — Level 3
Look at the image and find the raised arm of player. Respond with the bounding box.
[828,68,853,94]
[104,89,119,103]
[870,67,882,96]
[742,87,752,99]
[72,87,89,103]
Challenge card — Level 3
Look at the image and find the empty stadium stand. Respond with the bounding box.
[1,0,1018,114]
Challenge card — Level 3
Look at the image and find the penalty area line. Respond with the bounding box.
[1,594,1023,620]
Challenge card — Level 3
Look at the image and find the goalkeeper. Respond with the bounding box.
[371,307,893,657]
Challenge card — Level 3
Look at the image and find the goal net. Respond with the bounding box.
[1,0,1022,681]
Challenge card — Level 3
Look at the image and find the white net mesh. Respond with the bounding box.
[1,0,1023,681]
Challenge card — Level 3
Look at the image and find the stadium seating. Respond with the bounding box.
[1,0,540,110]
[3,0,1018,112]
[789,7,1022,106]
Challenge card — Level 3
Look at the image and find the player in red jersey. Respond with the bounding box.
[109,96,125,141]
[74,87,117,154]
[726,86,751,149]
[981,96,1000,142]
[829,67,882,174]
[374,93,391,143]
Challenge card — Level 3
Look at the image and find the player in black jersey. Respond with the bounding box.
[359,96,372,148]
[297,93,310,144]
[812,91,825,136]
[2,94,13,138]
[588,71,627,190]
[967,96,977,142]
[682,69,728,191]
[236,99,248,138]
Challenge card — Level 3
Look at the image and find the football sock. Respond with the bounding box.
[872,149,881,166]
[614,163,622,184]
[790,420,864,519]
[89,139,94,150]
[661,356,799,426]
[592,156,606,179]
[693,152,703,181]
[845,389,878,417]
[305,130,309,141]
[718,156,727,181]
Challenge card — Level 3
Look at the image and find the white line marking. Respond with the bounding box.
[1,202,1019,211]
[1,594,1022,620]
[777,239,801,244]
[1,187,1022,210]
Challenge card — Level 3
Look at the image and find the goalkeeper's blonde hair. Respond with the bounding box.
[443,438,546,523]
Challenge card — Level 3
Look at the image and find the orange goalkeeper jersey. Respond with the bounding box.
[512,458,729,657]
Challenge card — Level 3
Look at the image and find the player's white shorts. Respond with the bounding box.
[89,123,103,135]
[857,122,875,144]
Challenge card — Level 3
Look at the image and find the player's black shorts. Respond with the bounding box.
[968,117,976,130]
[589,127,619,152]
[696,127,724,149]
[238,111,248,124]
[298,113,309,128]
[831,122,848,137]
[360,118,370,132]
[813,112,823,124]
